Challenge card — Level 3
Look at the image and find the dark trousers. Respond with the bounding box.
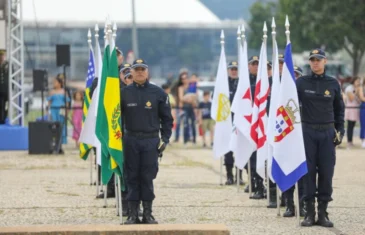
[124,135,159,201]
[283,177,304,200]
[183,106,196,144]
[347,120,356,143]
[0,93,8,124]
[224,151,234,166]
[302,125,336,202]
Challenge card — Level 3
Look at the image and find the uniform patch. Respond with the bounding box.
[324,90,331,97]
[145,101,152,109]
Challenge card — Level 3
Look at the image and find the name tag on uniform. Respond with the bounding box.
[304,90,315,94]
[127,103,137,107]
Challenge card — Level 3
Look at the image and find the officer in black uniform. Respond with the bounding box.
[243,56,264,200]
[121,59,173,224]
[297,49,344,227]
[224,61,243,185]
[294,66,303,79]
[0,49,9,124]
[116,47,124,71]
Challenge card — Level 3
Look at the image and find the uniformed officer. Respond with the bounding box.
[297,49,344,227]
[224,61,244,185]
[243,56,265,200]
[294,65,303,79]
[267,60,272,77]
[116,47,124,71]
[0,49,9,124]
[278,54,284,76]
[119,63,131,88]
[281,65,305,216]
[124,72,133,85]
[121,59,173,224]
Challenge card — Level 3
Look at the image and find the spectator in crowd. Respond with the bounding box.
[344,77,361,148]
[198,91,214,148]
[356,77,365,148]
[72,90,84,148]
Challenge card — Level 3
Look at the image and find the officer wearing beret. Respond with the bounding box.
[0,49,9,124]
[297,49,344,227]
[224,61,244,185]
[121,59,173,224]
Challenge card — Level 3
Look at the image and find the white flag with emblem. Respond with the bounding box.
[211,30,232,158]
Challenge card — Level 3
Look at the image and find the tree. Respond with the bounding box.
[276,0,365,76]
[248,2,278,50]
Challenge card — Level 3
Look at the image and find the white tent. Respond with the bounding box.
[23,0,222,27]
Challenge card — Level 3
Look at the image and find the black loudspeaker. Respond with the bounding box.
[32,69,48,92]
[28,121,62,154]
[56,44,70,66]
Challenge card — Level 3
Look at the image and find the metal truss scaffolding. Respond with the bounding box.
[7,0,24,126]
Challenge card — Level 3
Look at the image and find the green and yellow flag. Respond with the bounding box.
[96,43,124,186]
[79,48,95,160]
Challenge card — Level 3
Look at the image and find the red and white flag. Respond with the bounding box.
[250,40,270,179]
[230,39,255,169]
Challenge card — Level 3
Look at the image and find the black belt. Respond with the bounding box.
[302,123,334,130]
[125,131,159,139]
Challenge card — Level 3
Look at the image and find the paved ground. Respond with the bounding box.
[0,137,365,235]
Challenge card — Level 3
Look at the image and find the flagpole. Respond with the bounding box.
[271,17,281,217]
[103,19,113,209]
[236,26,241,192]
[284,15,300,226]
[87,29,94,187]
[94,24,101,197]
[260,22,272,207]
[240,25,252,198]
[219,30,225,186]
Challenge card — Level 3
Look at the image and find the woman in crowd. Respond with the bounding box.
[356,77,365,148]
[344,77,361,148]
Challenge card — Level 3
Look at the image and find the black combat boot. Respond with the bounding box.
[244,174,256,193]
[225,165,234,185]
[122,199,128,216]
[316,201,334,227]
[267,188,277,208]
[283,197,295,217]
[299,200,305,217]
[142,201,158,224]
[301,200,315,227]
[124,201,140,224]
[280,194,286,207]
[251,178,264,200]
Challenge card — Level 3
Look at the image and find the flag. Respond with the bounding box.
[96,39,124,186]
[267,39,280,182]
[95,43,113,185]
[79,38,103,166]
[79,48,95,160]
[250,41,270,179]
[211,31,232,158]
[272,43,307,192]
[230,40,255,169]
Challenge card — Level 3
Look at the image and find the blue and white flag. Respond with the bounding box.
[272,43,307,192]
